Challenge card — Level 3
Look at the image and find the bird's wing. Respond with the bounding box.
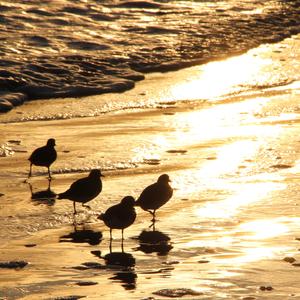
[29,146,44,160]
[136,183,155,203]
[63,177,90,195]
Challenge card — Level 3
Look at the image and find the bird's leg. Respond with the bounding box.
[47,177,51,190]
[109,229,113,253]
[47,167,52,179]
[72,215,78,228]
[109,235,112,253]
[73,201,77,215]
[28,163,32,178]
[149,218,156,230]
[82,203,91,210]
[121,235,124,253]
[147,210,154,217]
[27,181,33,196]
[147,210,156,223]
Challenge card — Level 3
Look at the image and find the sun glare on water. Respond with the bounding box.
[170,52,272,100]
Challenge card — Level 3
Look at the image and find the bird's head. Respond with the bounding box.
[89,169,105,178]
[47,138,56,147]
[121,196,136,207]
[157,174,171,184]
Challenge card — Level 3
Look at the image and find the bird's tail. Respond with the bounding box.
[98,213,105,221]
[57,192,66,199]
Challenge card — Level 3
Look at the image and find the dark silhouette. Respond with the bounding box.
[91,247,137,290]
[109,270,137,290]
[28,178,56,206]
[60,224,102,246]
[57,169,104,214]
[98,196,136,241]
[135,174,173,221]
[28,138,57,179]
[136,225,173,256]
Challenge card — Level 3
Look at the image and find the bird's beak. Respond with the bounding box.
[101,174,105,177]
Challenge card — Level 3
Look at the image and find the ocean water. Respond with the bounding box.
[0,0,300,111]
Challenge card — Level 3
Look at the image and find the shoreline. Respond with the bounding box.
[1,32,300,126]
[0,35,296,114]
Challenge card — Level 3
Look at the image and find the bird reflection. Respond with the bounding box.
[109,271,137,290]
[137,220,173,256]
[59,223,103,246]
[28,178,56,206]
[91,245,137,290]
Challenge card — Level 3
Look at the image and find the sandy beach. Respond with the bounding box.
[1,34,300,299]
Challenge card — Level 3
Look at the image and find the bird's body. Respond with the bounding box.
[28,138,57,179]
[58,169,104,213]
[135,174,173,219]
[99,196,136,240]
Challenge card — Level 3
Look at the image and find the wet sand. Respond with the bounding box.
[1,35,300,299]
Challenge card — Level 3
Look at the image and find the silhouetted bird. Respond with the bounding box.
[135,174,173,220]
[58,169,104,214]
[98,196,136,240]
[28,138,57,179]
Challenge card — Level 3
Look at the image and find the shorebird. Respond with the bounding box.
[28,138,57,179]
[57,169,104,214]
[135,174,173,220]
[98,196,136,241]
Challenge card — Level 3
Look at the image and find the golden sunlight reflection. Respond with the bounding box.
[238,219,289,240]
[229,246,289,264]
[184,217,297,265]
[170,54,271,100]
[195,181,285,219]
[170,96,283,198]
[171,97,278,147]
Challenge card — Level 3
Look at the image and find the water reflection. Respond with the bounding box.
[28,178,56,206]
[137,221,173,256]
[170,52,271,101]
[59,224,102,246]
[109,271,137,290]
[238,219,289,240]
[195,181,285,220]
[91,247,137,290]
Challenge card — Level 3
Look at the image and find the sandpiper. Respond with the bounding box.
[58,169,104,214]
[28,138,57,179]
[135,174,173,220]
[98,196,136,240]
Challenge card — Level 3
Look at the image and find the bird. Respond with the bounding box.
[57,169,104,214]
[28,138,57,179]
[98,196,136,241]
[135,174,173,221]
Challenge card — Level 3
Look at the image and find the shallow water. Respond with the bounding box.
[1,35,300,299]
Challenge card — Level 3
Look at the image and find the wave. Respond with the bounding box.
[0,0,300,112]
